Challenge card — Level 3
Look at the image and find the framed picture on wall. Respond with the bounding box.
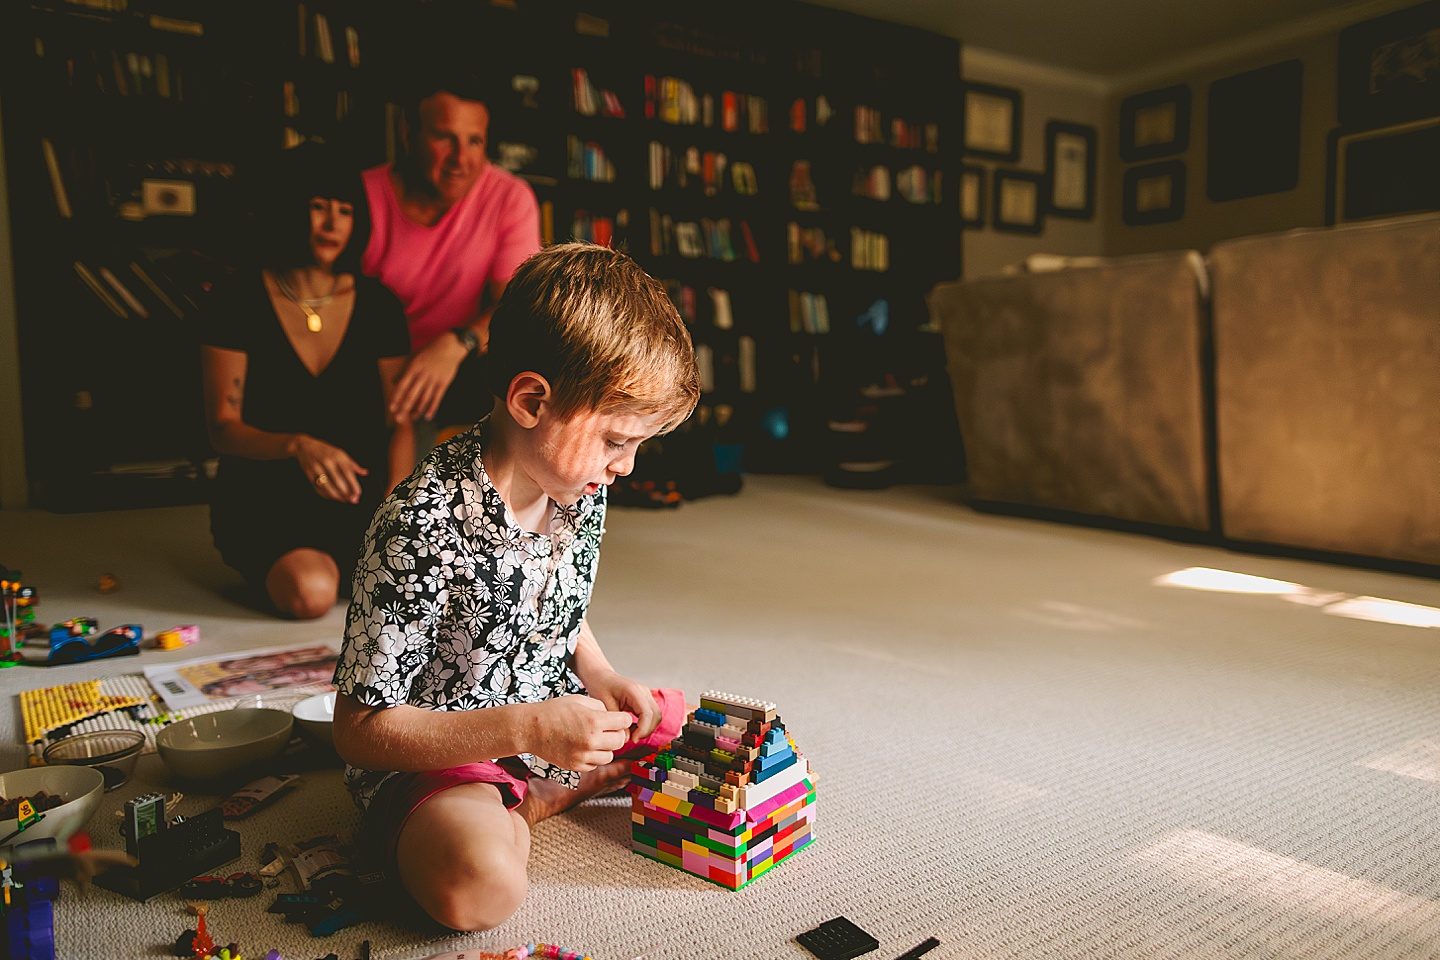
[1327,116,1440,224]
[959,164,987,228]
[961,81,1022,161]
[1123,159,1187,225]
[1207,60,1304,202]
[1337,1,1440,130]
[992,169,1044,234]
[1044,120,1097,219]
[1119,84,1191,162]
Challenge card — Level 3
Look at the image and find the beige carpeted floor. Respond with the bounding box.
[2,476,1439,959]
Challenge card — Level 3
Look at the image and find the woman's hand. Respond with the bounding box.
[390,334,471,424]
[529,695,633,772]
[582,669,661,742]
[290,434,367,504]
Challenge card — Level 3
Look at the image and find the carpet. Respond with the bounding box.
[3,476,1439,959]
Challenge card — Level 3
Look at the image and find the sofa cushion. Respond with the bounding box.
[931,251,1211,530]
[1209,214,1440,565]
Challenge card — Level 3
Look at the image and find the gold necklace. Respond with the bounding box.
[276,272,337,333]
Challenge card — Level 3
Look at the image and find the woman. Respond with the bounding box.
[201,146,412,619]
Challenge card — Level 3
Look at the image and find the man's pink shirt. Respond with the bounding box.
[361,163,541,350]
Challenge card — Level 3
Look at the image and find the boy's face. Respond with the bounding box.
[530,406,669,506]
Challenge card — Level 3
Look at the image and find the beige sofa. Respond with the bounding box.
[1209,214,1440,566]
[931,213,1440,566]
[930,251,1213,532]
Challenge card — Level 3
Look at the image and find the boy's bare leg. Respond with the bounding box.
[516,758,630,827]
[395,782,531,933]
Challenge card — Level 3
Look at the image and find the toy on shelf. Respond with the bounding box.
[21,622,142,666]
[627,690,816,890]
[154,625,200,651]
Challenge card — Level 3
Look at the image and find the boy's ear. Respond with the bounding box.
[505,372,552,428]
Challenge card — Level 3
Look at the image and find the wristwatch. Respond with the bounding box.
[450,325,481,355]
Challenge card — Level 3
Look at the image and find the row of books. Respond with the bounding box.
[572,68,624,119]
[787,95,835,134]
[42,138,235,222]
[566,136,616,182]
[694,336,757,394]
[39,45,190,101]
[850,229,890,272]
[69,257,189,322]
[646,142,759,196]
[852,165,944,204]
[854,106,940,151]
[786,223,839,265]
[295,7,361,68]
[788,290,831,335]
[645,76,769,134]
[648,210,760,263]
[570,211,618,248]
[663,283,735,330]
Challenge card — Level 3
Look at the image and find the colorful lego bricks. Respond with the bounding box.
[627,690,815,890]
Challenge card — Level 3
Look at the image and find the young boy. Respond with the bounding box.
[332,243,700,932]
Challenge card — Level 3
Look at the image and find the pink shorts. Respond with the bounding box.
[366,688,686,870]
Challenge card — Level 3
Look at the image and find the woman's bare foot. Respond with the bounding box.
[517,758,631,828]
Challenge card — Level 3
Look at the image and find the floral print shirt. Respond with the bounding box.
[334,417,605,811]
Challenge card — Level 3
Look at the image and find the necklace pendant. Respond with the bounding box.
[304,309,322,333]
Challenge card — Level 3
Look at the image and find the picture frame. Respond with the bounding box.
[1119,84,1191,162]
[1044,120,1096,220]
[1326,116,1440,224]
[1337,1,1440,131]
[992,169,1044,234]
[961,81,1022,162]
[1123,159,1187,225]
[959,164,987,228]
[1207,60,1304,202]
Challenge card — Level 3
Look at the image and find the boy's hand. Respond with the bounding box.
[531,695,632,772]
[583,670,661,742]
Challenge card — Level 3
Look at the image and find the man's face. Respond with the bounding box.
[412,91,489,206]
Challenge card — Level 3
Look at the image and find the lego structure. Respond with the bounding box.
[627,691,815,890]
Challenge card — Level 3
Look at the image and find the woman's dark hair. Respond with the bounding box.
[250,141,370,275]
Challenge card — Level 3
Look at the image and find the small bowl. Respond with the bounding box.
[155,708,294,782]
[292,692,336,750]
[43,730,145,791]
[0,765,106,845]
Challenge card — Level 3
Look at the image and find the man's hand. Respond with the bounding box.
[582,670,661,741]
[390,334,470,423]
[530,695,633,772]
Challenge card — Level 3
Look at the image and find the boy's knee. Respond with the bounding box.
[424,855,527,932]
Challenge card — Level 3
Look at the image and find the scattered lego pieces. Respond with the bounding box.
[221,775,301,819]
[18,677,152,744]
[795,916,879,960]
[154,624,200,650]
[627,689,815,890]
[97,574,120,593]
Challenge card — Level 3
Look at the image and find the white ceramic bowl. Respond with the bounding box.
[0,765,106,845]
[155,708,294,782]
[291,692,336,750]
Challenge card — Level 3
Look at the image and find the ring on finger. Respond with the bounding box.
[315,473,330,486]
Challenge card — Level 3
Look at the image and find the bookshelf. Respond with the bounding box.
[0,0,962,509]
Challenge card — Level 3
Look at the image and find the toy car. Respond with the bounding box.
[177,872,262,900]
[22,623,142,666]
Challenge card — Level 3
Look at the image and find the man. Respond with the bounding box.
[363,73,541,431]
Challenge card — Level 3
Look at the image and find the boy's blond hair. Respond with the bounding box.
[486,243,700,429]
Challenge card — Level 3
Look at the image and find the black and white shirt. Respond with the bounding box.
[334,418,605,811]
